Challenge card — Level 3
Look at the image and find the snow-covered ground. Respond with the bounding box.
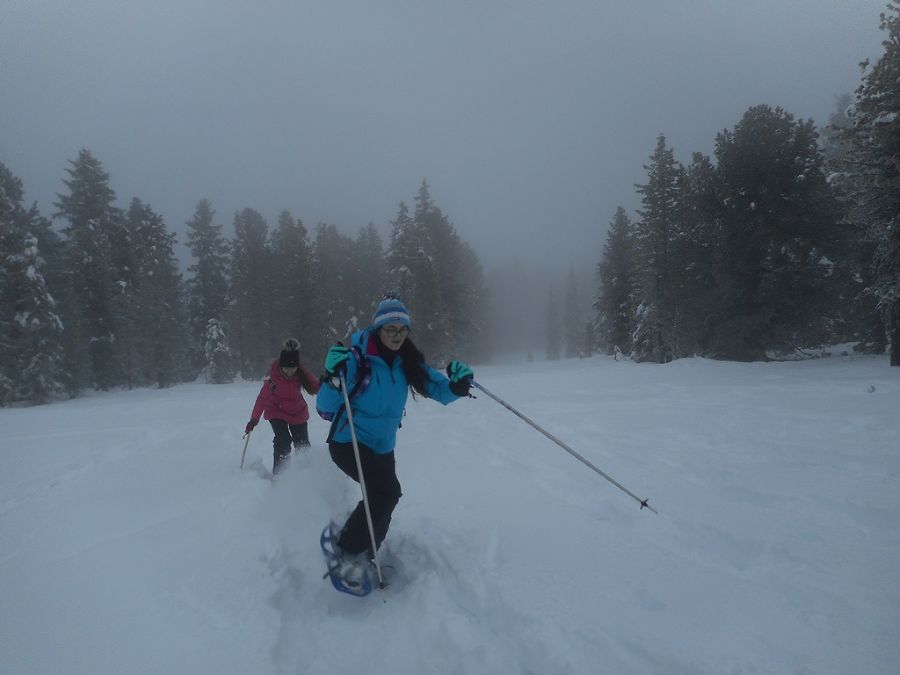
[1,354,899,674]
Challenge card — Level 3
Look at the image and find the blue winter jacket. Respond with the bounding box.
[316,328,461,454]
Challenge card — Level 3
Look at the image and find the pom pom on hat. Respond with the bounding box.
[372,297,411,330]
[279,337,300,367]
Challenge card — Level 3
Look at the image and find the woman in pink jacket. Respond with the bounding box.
[245,338,320,474]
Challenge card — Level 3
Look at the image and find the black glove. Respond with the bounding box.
[449,379,471,397]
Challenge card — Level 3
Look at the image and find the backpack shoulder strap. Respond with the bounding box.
[324,344,371,445]
[346,345,371,401]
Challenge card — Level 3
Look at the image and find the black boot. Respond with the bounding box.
[273,449,289,474]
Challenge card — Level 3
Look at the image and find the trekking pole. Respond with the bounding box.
[339,371,387,594]
[471,381,658,514]
[240,429,253,469]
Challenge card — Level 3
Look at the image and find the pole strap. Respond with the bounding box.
[472,381,657,514]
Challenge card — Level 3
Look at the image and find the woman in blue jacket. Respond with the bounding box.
[316,296,473,562]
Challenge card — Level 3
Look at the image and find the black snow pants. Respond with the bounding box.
[270,419,309,473]
[329,441,402,556]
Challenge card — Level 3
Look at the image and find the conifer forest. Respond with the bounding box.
[2,5,899,407]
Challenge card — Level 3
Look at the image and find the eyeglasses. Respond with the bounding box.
[381,326,409,337]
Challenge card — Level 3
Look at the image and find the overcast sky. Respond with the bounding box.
[0,0,888,274]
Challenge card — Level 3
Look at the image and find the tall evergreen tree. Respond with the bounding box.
[408,180,447,359]
[25,202,65,308]
[386,201,416,300]
[309,222,354,354]
[631,135,683,363]
[821,94,853,164]
[269,210,315,351]
[0,163,66,405]
[673,152,720,355]
[112,201,145,388]
[385,179,486,362]
[711,105,840,360]
[595,206,636,355]
[386,191,441,359]
[229,208,272,377]
[346,222,385,330]
[824,95,883,351]
[125,198,185,387]
[438,187,486,360]
[185,199,230,374]
[53,149,124,390]
[837,3,900,365]
[202,318,235,384]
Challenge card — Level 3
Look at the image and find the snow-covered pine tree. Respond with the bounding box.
[203,318,235,383]
[419,182,469,355]
[102,185,137,387]
[821,94,853,165]
[386,201,416,301]
[346,222,385,332]
[112,200,145,388]
[409,180,448,360]
[595,206,636,356]
[53,149,124,391]
[125,198,185,387]
[185,199,230,375]
[673,152,719,355]
[269,211,315,352]
[837,3,900,366]
[711,105,840,360]
[25,203,65,311]
[632,135,682,363]
[0,163,66,405]
[229,208,273,378]
[824,95,885,352]
[388,178,486,362]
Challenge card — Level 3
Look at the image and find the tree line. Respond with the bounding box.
[592,4,900,366]
[0,153,488,406]
[4,5,898,405]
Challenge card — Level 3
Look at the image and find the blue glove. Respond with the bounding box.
[325,345,351,376]
[446,360,473,396]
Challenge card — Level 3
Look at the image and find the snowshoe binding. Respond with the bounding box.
[320,523,373,597]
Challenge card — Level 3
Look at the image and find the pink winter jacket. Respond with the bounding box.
[250,360,320,425]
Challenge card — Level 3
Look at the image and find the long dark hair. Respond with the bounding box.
[398,337,429,398]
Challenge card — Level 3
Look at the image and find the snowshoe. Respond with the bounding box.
[320,523,373,597]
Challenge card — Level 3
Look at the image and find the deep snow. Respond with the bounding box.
[1,353,899,674]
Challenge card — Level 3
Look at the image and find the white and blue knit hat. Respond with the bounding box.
[372,297,411,330]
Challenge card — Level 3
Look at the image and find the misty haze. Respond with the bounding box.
[2,1,899,673]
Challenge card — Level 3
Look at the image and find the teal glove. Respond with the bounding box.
[325,345,351,375]
[446,360,473,396]
[446,360,473,382]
